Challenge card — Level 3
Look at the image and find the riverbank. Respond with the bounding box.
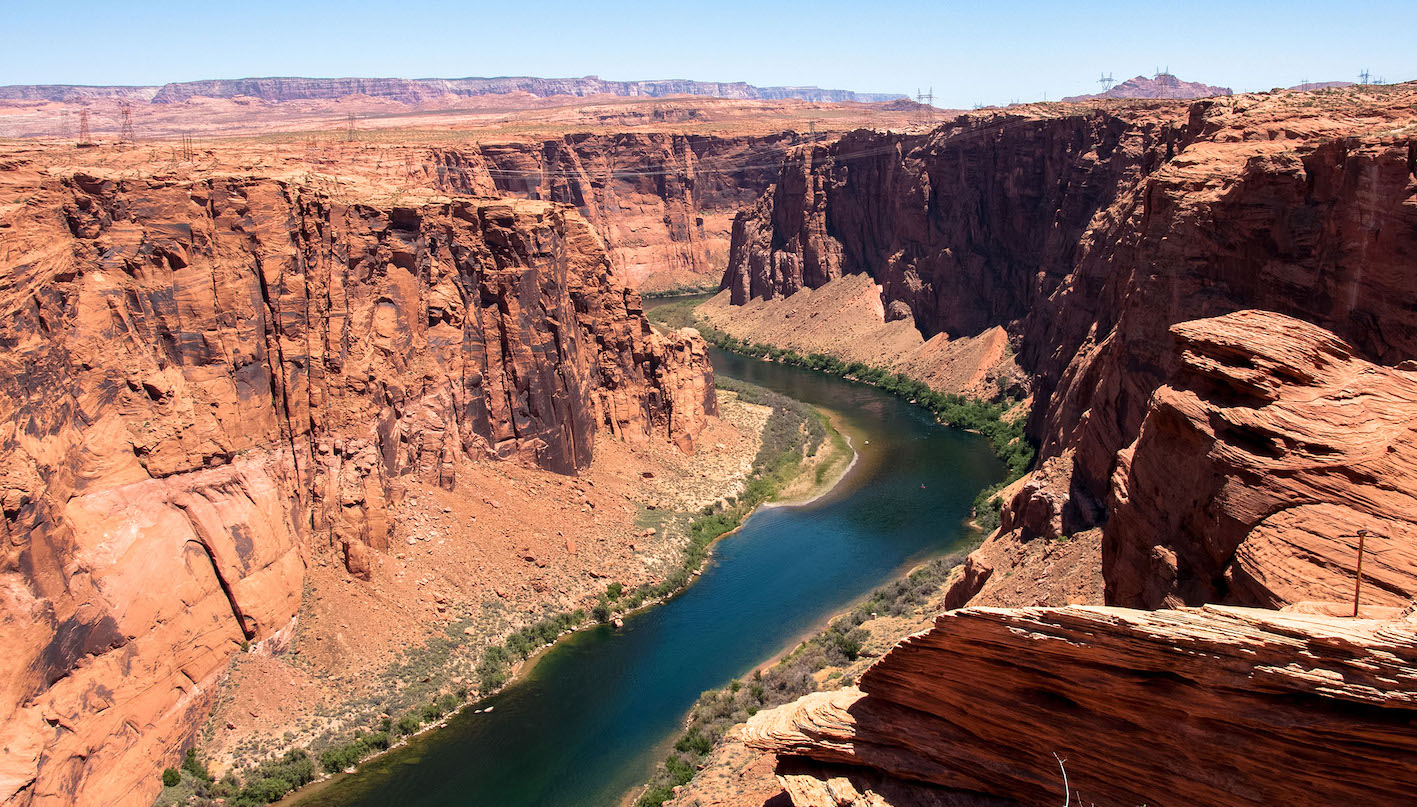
[765,408,856,508]
[261,327,1000,807]
[152,396,780,807]
[634,552,977,807]
[230,381,857,807]
[646,297,1033,481]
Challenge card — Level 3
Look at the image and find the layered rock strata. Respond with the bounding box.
[719,87,1417,608]
[431,133,788,289]
[746,604,1417,807]
[1104,311,1417,608]
[0,172,712,807]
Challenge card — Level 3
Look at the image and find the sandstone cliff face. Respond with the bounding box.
[1105,311,1417,608]
[746,604,1417,807]
[721,109,1183,339]
[0,171,712,807]
[432,133,787,290]
[721,88,1417,609]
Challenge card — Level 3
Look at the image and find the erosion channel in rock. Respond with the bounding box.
[292,317,1004,807]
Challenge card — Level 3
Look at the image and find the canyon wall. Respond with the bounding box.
[719,88,1417,610]
[745,603,1417,807]
[431,133,787,291]
[0,169,713,807]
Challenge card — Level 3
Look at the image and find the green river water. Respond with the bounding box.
[293,326,1004,807]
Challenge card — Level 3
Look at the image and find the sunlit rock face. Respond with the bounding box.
[0,171,713,807]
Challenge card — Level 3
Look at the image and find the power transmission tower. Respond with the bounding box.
[1098,72,1115,92]
[77,109,92,145]
[119,102,135,143]
[345,112,357,142]
[59,109,71,139]
[179,132,195,161]
[1358,69,1371,85]
[914,87,935,128]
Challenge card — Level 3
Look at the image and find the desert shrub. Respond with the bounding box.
[395,712,422,736]
[161,768,180,788]
[591,599,613,623]
[228,749,315,806]
[181,747,211,783]
[420,700,443,723]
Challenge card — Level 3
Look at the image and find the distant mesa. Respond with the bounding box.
[0,75,907,105]
[1289,80,1356,91]
[876,97,931,112]
[1063,72,1232,102]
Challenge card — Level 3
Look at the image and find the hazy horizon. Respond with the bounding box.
[5,0,1411,108]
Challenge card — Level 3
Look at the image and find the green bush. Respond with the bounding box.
[181,747,211,783]
[591,599,613,623]
[161,768,180,788]
[506,632,534,659]
[317,729,393,774]
[227,749,315,806]
[212,771,239,797]
[395,712,422,736]
[420,700,444,723]
[972,482,1007,532]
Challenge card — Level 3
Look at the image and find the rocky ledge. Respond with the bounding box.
[745,603,1417,807]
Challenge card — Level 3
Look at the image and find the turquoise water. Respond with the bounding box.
[294,343,1004,807]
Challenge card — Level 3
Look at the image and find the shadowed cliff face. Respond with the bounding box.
[719,89,1417,610]
[0,175,713,807]
[429,133,789,290]
[721,110,1184,337]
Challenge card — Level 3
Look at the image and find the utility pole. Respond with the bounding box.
[77,109,92,145]
[179,132,195,161]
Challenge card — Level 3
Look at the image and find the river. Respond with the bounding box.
[293,336,1004,807]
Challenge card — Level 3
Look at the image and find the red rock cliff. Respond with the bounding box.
[0,170,713,807]
[745,604,1417,807]
[720,87,1417,609]
[431,133,787,290]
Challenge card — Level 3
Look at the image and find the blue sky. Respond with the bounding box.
[3,1,1411,107]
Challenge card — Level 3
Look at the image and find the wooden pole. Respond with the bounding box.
[1354,529,1369,617]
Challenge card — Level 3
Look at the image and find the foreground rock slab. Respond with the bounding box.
[745,604,1417,807]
